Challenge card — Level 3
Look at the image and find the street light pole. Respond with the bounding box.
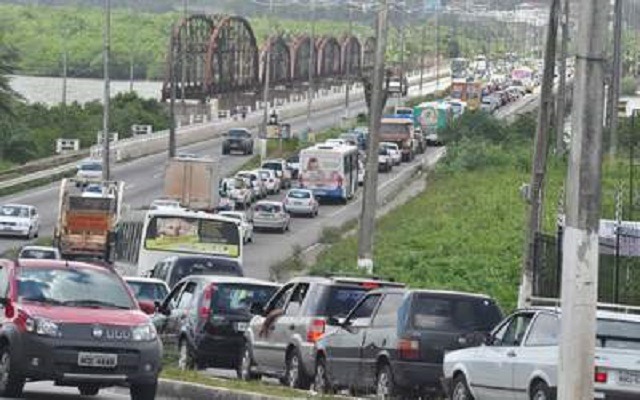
[262,0,274,143]
[357,0,389,273]
[168,33,177,159]
[101,0,111,181]
[345,5,353,121]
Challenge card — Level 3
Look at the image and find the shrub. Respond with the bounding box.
[622,76,638,96]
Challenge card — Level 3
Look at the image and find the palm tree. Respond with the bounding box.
[0,31,21,115]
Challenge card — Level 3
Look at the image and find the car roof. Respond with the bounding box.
[163,255,240,263]
[526,306,640,322]
[124,277,168,286]
[177,275,279,287]
[263,159,285,163]
[255,200,283,206]
[19,246,58,252]
[409,289,495,300]
[2,204,31,209]
[285,275,405,288]
[14,259,117,273]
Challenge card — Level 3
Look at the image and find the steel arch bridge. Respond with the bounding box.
[162,14,375,102]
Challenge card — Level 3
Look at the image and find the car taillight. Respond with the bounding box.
[361,281,380,289]
[595,368,608,383]
[307,319,326,343]
[200,284,216,320]
[398,338,420,360]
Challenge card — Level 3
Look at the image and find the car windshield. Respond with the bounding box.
[410,294,503,332]
[321,286,368,318]
[17,267,135,309]
[19,249,57,260]
[378,149,388,156]
[170,258,242,286]
[210,283,278,316]
[258,171,271,179]
[287,155,299,163]
[262,162,282,171]
[228,129,249,138]
[127,281,168,303]
[255,203,282,213]
[79,162,102,172]
[288,190,311,199]
[0,206,29,218]
[597,318,640,350]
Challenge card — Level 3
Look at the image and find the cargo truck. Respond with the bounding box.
[164,156,219,212]
[54,178,124,262]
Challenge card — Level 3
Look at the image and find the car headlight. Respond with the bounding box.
[131,323,157,342]
[25,317,61,337]
[18,221,29,227]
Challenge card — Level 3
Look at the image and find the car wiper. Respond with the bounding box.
[21,297,64,306]
[63,299,130,309]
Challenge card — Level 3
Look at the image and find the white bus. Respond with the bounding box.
[299,143,360,202]
[115,208,243,277]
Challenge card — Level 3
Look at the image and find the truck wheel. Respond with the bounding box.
[130,381,157,400]
[0,345,25,397]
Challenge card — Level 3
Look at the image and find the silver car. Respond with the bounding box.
[252,201,290,233]
[284,189,319,217]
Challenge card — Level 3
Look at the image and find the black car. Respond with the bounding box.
[153,275,279,375]
[149,255,244,289]
[222,128,254,155]
[314,289,503,398]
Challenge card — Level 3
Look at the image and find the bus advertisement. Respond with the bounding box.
[299,144,359,201]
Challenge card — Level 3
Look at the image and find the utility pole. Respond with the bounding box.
[61,50,68,106]
[555,0,570,155]
[168,34,177,158]
[357,0,389,273]
[517,0,560,309]
[180,0,188,102]
[345,5,353,121]
[608,0,624,157]
[262,0,274,150]
[419,24,425,94]
[102,0,111,181]
[306,0,316,138]
[435,4,440,91]
[558,0,608,397]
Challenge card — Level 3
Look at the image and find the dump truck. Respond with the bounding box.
[54,178,124,262]
[379,117,416,162]
[164,156,218,212]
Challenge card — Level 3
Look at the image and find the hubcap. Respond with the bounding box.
[533,389,547,400]
[288,355,299,387]
[241,349,251,379]
[314,363,326,393]
[0,351,9,389]
[452,382,469,400]
[377,370,389,398]
[178,343,188,370]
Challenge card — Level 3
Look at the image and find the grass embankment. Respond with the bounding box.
[309,109,640,311]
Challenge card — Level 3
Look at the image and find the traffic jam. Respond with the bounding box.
[0,71,639,400]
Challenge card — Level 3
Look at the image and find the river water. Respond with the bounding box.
[9,75,163,106]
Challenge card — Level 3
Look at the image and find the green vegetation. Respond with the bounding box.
[622,76,638,96]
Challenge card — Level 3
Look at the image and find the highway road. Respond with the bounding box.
[0,383,172,400]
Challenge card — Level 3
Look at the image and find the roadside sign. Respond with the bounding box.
[56,138,80,154]
[131,124,152,135]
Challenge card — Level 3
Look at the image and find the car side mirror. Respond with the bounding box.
[484,333,495,346]
[138,300,156,315]
[0,298,14,318]
[155,301,171,316]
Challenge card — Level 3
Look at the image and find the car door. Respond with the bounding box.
[154,281,185,337]
[268,283,310,372]
[165,281,198,347]
[511,312,559,400]
[250,283,295,369]
[360,293,405,390]
[469,312,534,400]
[325,294,381,389]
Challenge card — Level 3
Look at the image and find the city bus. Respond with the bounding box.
[115,208,243,277]
[299,143,360,202]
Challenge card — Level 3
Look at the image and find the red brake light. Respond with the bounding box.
[200,284,216,319]
[595,369,608,383]
[307,319,326,343]
[361,281,380,289]
[398,338,420,360]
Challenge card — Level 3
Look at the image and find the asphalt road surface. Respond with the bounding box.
[0,382,172,400]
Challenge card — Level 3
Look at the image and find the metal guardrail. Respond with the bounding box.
[0,69,450,194]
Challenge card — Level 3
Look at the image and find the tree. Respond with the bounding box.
[0,30,21,115]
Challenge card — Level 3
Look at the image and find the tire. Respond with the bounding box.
[530,380,554,400]
[177,340,195,371]
[451,374,474,400]
[78,384,100,396]
[237,344,261,381]
[313,356,333,395]
[0,345,25,398]
[375,363,397,399]
[285,350,311,389]
[130,381,157,400]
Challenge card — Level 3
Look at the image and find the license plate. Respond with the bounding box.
[618,370,640,386]
[236,322,248,332]
[293,201,303,206]
[78,352,118,368]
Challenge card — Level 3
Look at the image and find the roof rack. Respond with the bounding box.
[529,296,640,315]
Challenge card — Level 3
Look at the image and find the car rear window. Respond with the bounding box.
[255,203,281,213]
[127,281,169,302]
[19,249,57,260]
[410,294,502,332]
[262,162,282,171]
[320,286,368,318]
[171,258,243,286]
[210,283,278,316]
[288,191,311,199]
[597,319,640,350]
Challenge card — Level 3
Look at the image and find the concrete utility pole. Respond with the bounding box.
[61,50,68,106]
[608,0,624,157]
[306,0,316,138]
[344,5,353,120]
[357,0,389,273]
[555,0,570,155]
[168,34,177,158]
[518,0,560,309]
[558,0,608,397]
[419,24,425,94]
[102,0,111,181]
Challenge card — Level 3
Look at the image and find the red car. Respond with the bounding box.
[0,259,162,399]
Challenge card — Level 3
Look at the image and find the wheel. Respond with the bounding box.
[376,363,397,399]
[0,345,24,397]
[530,380,554,400]
[78,384,100,396]
[248,233,253,243]
[285,350,310,389]
[177,340,195,371]
[451,374,474,400]
[130,381,157,400]
[34,228,38,238]
[237,344,261,381]
[313,356,333,395]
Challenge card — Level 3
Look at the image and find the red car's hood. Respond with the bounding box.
[21,303,149,326]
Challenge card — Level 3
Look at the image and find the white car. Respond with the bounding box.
[284,189,319,217]
[18,245,61,260]
[443,307,640,400]
[261,159,292,189]
[378,148,393,172]
[256,169,280,194]
[0,204,39,239]
[253,201,290,233]
[237,170,267,199]
[358,160,365,186]
[150,199,183,210]
[76,159,103,184]
[380,142,402,165]
[218,211,254,243]
[221,177,252,209]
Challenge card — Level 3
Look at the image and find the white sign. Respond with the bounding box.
[131,124,153,135]
[55,138,80,154]
[97,131,119,145]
